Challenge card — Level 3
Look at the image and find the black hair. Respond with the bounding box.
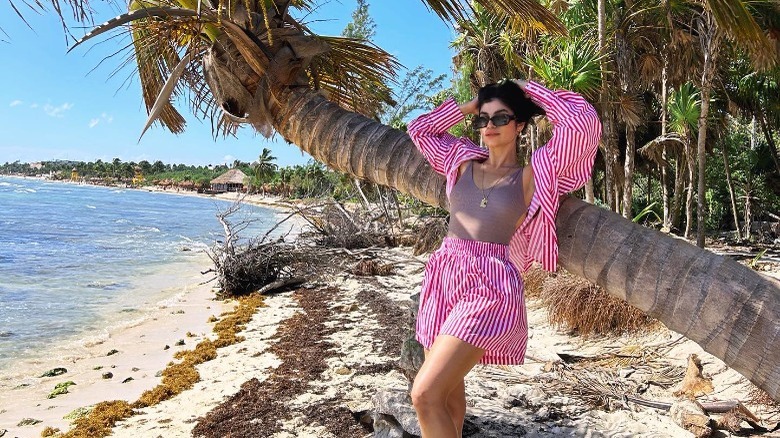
[477,80,545,125]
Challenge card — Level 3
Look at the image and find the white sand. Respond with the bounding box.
[3,246,779,437]
[0,255,232,437]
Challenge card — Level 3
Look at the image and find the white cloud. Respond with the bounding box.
[88,113,113,128]
[9,100,22,107]
[223,155,236,166]
[30,103,38,109]
[43,103,74,118]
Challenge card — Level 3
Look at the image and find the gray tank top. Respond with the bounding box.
[447,161,527,245]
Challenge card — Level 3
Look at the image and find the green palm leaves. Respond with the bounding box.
[527,38,602,100]
[668,82,701,136]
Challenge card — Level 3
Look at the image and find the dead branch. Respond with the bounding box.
[257,277,307,294]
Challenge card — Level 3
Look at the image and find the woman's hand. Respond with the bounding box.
[458,97,479,116]
[512,79,529,89]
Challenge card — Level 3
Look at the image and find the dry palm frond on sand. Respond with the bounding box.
[524,268,658,336]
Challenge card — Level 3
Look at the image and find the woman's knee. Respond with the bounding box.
[411,379,446,411]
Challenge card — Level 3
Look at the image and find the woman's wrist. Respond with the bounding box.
[513,79,529,89]
[459,97,479,116]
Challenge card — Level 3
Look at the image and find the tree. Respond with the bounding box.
[668,82,702,238]
[251,147,278,184]
[379,65,446,130]
[18,0,780,401]
[341,0,375,41]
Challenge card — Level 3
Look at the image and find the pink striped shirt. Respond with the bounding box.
[407,81,602,273]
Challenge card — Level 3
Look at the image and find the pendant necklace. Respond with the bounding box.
[474,162,517,208]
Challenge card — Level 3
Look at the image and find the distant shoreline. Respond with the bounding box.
[1,173,298,213]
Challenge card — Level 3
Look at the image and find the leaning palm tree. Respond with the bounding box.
[19,0,780,401]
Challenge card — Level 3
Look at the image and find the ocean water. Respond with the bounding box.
[0,176,293,371]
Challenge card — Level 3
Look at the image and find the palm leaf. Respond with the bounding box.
[67,7,202,52]
[638,133,686,166]
[139,50,194,141]
[668,82,701,134]
[705,0,778,69]
[422,0,567,35]
[308,36,399,116]
[131,16,204,133]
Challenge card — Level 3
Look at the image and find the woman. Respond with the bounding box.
[407,78,601,437]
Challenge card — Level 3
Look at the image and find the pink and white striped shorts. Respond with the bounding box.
[416,237,528,365]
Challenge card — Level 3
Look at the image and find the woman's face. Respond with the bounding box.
[477,99,524,149]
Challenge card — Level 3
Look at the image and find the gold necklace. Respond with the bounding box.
[474,163,518,208]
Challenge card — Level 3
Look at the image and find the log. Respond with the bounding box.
[669,398,712,438]
[257,277,306,295]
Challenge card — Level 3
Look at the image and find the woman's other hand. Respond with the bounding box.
[512,79,529,89]
[459,97,479,116]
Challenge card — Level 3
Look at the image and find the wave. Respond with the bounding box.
[85,281,125,290]
[85,205,97,209]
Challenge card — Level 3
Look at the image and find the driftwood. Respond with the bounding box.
[256,277,307,295]
[669,399,712,438]
[625,395,776,432]
[674,354,714,398]
[205,197,306,297]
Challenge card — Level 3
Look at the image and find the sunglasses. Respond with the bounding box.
[472,114,516,129]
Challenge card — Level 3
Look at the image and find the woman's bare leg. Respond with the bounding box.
[412,335,483,437]
[447,379,466,435]
[421,351,467,435]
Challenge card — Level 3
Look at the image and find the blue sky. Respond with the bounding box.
[0,1,456,167]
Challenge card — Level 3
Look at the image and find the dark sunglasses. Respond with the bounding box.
[472,114,516,129]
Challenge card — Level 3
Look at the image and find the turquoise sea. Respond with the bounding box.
[0,176,291,371]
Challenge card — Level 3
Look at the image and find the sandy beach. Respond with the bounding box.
[0,252,233,437]
[2,238,778,437]
[1,183,779,437]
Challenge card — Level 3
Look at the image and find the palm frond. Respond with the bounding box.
[617,92,644,128]
[668,82,701,134]
[139,50,194,140]
[130,14,210,134]
[638,133,686,165]
[527,37,602,100]
[68,7,202,52]
[308,36,399,117]
[422,0,567,35]
[705,0,778,70]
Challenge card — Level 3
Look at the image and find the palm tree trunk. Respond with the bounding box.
[623,125,636,219]
[597,0,618,211]
[685,141,696,239]
[757,112,780,176]
[557,197,780,402]
[672,157,685,229]
[262,85,780,401]
[721,142,741,240]
[743,184,753,239]
[696,81,712,248]
[661,61,671,231]
[268,86,447,208]
[695,13,720,248]
[585,179,595,204]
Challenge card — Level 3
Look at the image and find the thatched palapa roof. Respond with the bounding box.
[211,169,248,185]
